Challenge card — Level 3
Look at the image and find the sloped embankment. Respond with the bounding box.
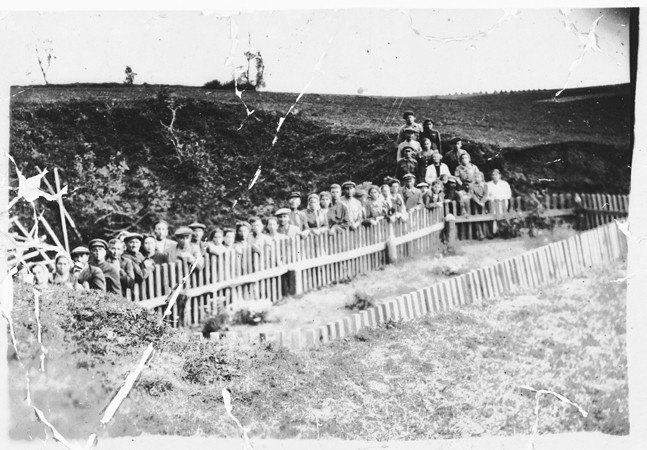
[10,88,632,243]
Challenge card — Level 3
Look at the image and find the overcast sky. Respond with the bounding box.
[0,8,631,96]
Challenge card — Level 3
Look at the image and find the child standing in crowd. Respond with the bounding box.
[319,191,332,222]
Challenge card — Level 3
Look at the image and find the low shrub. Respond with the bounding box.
[346,291,376,311]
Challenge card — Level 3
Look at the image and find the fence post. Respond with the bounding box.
[287,266,304,296]
[443,214,457,251]
[385,220,398,264]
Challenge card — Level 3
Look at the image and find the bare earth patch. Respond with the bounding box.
[224,225,577,335]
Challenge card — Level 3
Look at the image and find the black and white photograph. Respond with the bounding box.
[0,5,644,449]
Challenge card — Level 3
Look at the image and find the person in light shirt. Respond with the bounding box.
[486,169,512,213]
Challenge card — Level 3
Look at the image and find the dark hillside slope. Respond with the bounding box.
[9,85,633,242]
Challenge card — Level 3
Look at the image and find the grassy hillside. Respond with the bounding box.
[9,263,627,440]
[9,84,633,243]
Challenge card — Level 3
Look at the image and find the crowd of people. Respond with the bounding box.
[19,109,513,296]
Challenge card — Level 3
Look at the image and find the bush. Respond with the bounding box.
[346,291,376,311]
[231,308,269,326]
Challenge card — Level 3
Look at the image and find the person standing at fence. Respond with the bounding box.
[265,217,281,240]
[248,217,272,253]
[425,151,451,185]
[275,208,301,237]
[341,181,364,229]
[424,181,445,209]
[389,179,408,220]
[444,137,468,175]
[122,233,152,284]
[420,119,441,152]
[234,221,251,252]
[319,191,332,223]
[223,228,236,249]
[402,174,423,211]
[364,185,388,223]
[188,222,208,251]
[304,193,328,233]
[70,246,106,292]
[89,239,122,296]
[153,219,177,256]
[170,226,205,270]
[395,147,419,182]
[397,110,423,144]
[108,238,135,295]
[397,129,422,161]
[328,184,349,228]
[143,234,169,265]
[486,169,512,214]
[206,228,226,255]
[287,192,309,232]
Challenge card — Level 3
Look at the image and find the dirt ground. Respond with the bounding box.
[225,226,576,336]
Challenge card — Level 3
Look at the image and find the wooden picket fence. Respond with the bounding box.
[124,192,628,327]
[221,219,628,350]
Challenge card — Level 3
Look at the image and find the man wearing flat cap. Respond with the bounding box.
[287,192,309,232]
[397,110,423,144]
[71,246,106,292]
[89,238,122,296]
[169,226,204,270]
[153,219,177,256]
[188,222,208,251]
[395,146,419,182]
[443,137,468,175]
[341,181,364,229]
[275,208,301,237]
[122,232,152,284]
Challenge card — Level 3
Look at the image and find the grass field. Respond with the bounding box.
[11,83,633,148]
[9,259,627,441]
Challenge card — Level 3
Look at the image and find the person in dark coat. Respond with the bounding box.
[420,119,441,152]
[122,232,152,283]
[395,147,419,182]
[71,246,106,292]
[108,238,135,295]
[443,137,468,175]
[89,239,122,296]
